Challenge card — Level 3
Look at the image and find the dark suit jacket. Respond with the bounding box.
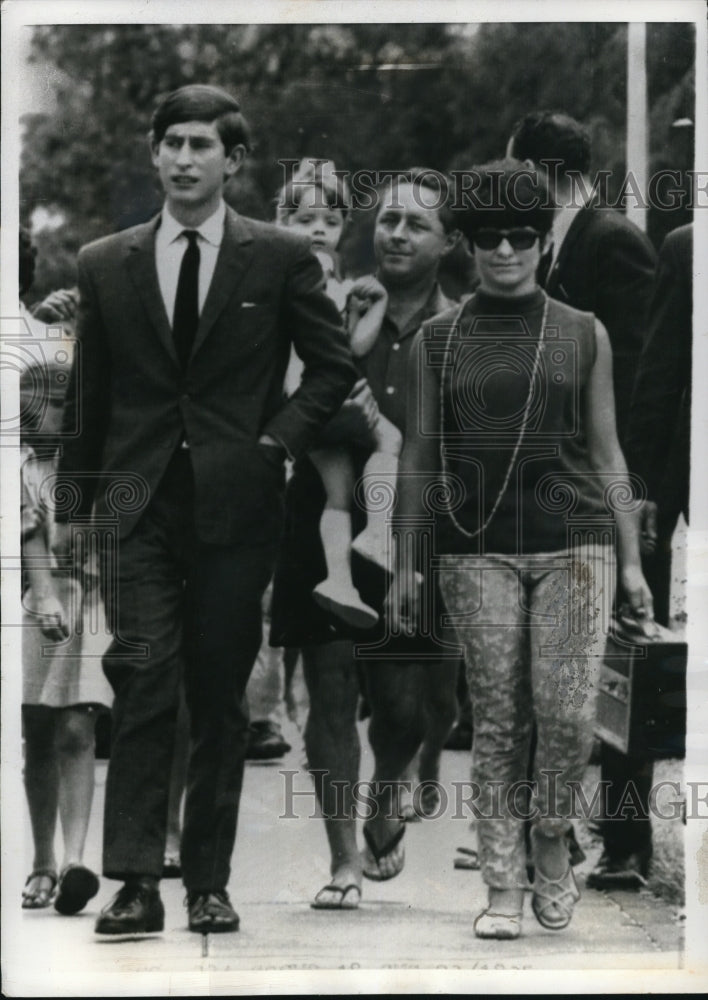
[624,223,692,518]
[57,207,357,543]
[544,201,657,440]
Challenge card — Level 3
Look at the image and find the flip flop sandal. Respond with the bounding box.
[418,784,441,817]
[362,824,405,881]
[454,847,480,870]
[473,908,522,940]
[531,865,580,930]
[54,864,100,915]
[399,803,420,823]
[310,883,361,910]
[22,869,58,909]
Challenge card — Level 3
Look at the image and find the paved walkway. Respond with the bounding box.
[5,720,687,995]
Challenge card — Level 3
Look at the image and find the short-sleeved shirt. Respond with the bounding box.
[358,283,452,434]
[270,282,458,650]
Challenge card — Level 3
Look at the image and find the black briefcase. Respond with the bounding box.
[595,615,687,759]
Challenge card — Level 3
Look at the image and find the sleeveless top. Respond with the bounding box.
[425,288,610,555]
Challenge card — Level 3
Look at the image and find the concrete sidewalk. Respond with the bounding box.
[5,722,685,995]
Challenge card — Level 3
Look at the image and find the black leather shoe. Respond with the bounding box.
[187,890,240,933]
[245,720,291,761]
[95,879,164,935]
[586,851,649,890]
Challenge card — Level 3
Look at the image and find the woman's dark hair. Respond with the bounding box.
[150,84,252,154]
[453,158,555,243]
[19,227,37,296]
[376,167,458,234]
[508,110,592,176]
[275,158,350,225]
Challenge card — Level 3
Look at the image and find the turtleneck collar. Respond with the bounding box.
[472,287,546,314]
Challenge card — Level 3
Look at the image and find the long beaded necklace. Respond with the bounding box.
[439,291,550,540]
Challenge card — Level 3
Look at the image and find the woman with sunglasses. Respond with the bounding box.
[387,159,652,940]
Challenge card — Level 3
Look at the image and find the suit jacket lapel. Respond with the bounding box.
[125,216,180,367]
[545,203,595,297]
[190,208,254,359]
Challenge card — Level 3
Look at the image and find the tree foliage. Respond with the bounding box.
[21,22,695,301]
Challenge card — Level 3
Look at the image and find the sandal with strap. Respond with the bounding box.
[311,883,361,910]
[473,908,522,940]
[22,869,58,909]
[362,823,405,881]
[531,864,580,930]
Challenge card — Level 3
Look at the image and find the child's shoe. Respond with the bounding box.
[313,578,379,629]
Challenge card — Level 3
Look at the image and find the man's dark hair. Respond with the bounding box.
[508,110,592,176]
[453,158,555,243]
[376,167,457,233]
[150,84,252,154]
[19,227,37,296]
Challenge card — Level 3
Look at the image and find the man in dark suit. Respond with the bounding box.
[507,109,656,438]
[54,85,356,935]
[625,222,692,623]
[586,223,692,887]
[507,110,659,887]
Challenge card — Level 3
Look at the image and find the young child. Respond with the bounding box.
[277,159,402,628]
[20,347,113,915]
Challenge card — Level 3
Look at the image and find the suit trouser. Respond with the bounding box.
[101,449,278,890]
[598,507,679,860]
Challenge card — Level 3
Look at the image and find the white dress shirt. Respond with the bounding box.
[155,200,226,326]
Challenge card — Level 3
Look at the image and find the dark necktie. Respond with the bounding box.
[173,230,200,367]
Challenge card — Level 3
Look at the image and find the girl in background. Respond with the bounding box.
[21,358,113,914]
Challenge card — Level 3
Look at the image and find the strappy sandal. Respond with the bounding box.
[362,823,405,881]
[473,908,522,940]
[22,869,58,909]
[531,864,580,930]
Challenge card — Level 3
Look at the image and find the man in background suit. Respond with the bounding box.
[507,109,656,437]
[507,110,658,887]
[588,223,692,887]
[624,222,692,625]
[54,85,356,935]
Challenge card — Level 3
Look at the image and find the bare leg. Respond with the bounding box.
[302,641,362,903]
[416,661,458,815]
[55,706,97,868]
[310,448,378,629]
[352,415,402,572]
[362,662,425,877]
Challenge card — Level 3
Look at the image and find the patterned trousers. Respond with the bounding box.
[438,547,614,890]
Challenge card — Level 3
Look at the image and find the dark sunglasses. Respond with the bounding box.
[472,227,542,251]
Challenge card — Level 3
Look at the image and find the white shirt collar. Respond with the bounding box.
[160,200,227,247]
